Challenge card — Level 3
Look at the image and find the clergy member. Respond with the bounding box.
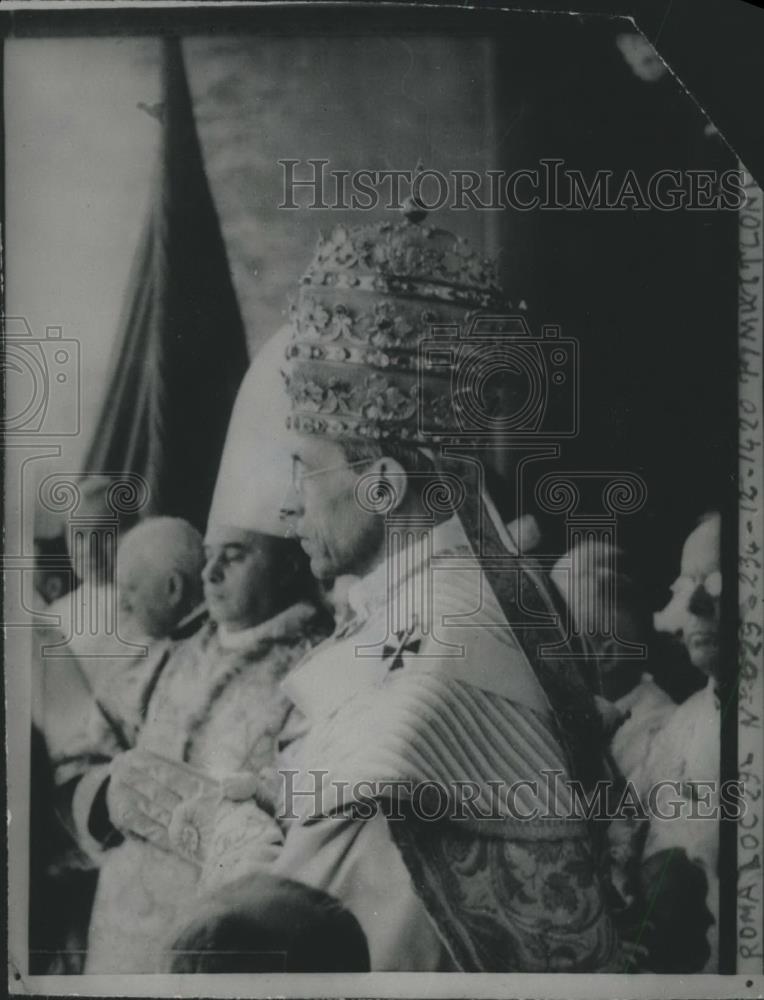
[78,331,329,973]
[611,512,722,972]
[30,515,207,973]
[273,211,622,971]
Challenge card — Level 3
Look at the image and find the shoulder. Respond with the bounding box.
[276,604,333,675]
[616,674,675,715]
[319,669,569,793]
[269,602,331,647]
[148,625,213,701]
[656,683,719,753]
[167,620,216,663]
[236,604,331,686]
[376,596,548,718]
[301,604,334,649]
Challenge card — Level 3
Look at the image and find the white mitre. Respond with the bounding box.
[207,325,293,538]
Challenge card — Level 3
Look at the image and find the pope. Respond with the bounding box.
[272,210,624,971]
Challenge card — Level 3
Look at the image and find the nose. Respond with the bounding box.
[687,584,715,619]
[653,592,683,635]
[202,554,224,585]
[279,483,304,537]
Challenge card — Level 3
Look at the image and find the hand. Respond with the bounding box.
[106,749,175,851]
[106,749,219,856]
[200,799,283,891]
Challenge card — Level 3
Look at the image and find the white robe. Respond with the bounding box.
[612,675,720,970]
[274,517,616,971]
[83,602,323,973]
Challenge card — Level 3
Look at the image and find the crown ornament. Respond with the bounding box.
[400,193,429,225]
[284,207,510,444]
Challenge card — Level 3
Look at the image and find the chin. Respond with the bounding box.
[310,555,336,582]
[688,649,719,677]
[205,598,228,621]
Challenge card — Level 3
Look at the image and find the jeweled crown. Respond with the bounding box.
[284,208,509,444]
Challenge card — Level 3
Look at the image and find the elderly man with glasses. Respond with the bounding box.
[270,210,625,972]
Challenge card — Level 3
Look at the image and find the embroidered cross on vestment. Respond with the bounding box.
[382,623,421,671]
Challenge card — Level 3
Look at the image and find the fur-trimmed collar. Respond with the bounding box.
[213,601,318,651]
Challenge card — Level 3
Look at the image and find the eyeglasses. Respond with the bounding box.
[290,455,374,495]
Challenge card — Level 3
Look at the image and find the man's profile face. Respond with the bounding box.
[202,526,275,630]
[653,514,721,676]
[288,435,384,581]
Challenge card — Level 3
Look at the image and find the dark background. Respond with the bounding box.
[508,0,764,187]
[486,9,740,610]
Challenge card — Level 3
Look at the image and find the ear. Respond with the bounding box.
[43,576,65,604]
[166,570,184,607]
[367,456,407,515]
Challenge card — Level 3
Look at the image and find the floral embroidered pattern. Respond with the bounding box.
[286,371,420,426]
[391,815,619,972]
[167,793,219,866]
[287,374,355,415]
[293,297,433,350]
[428,393,455,429]
[285,373,353,415]
[309,220,501,293]
[362,373,418,422]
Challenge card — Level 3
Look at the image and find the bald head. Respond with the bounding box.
[117,517,205,638]
[654,512,721,677]
[551,537,648,698]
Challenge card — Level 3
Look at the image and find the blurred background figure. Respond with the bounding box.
[116,516,206,642]
[653,512,722,680]
[611,512,721,773]
[28,492,124,975]
[550,536,650,704]
[32,534,73,609]
[85,516,207,746]
[44,488,123,660]
[28,515,207,973]
[611,512,723,973]
[503,513,542,557]
[32,516,207,771]
[533,523,719,971]
[29,719,98,974]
